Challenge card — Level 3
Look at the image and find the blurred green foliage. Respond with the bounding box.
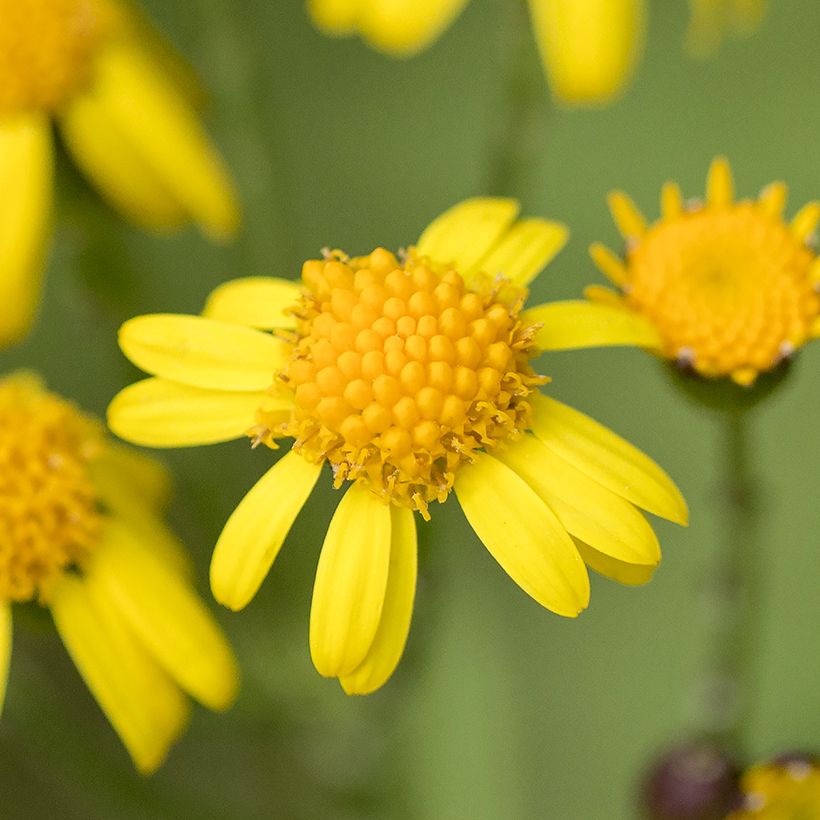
[3,0,820,817]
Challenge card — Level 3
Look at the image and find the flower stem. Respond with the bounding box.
[698,409,762,759]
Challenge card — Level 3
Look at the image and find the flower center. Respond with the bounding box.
[268,248,543,518]
[626,203,820,377]
[0,0,103,115]
[0,376,103,603]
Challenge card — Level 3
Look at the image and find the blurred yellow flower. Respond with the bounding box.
[0,0,240,347]
[686,0,767,57]
[729,755,820,818]
[532,158,820,387]
[0,373,239,774]
[108,197,687,695]
[308,0,646,107]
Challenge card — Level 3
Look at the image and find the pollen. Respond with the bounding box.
[592,159,820,385]
[0,0,104,115]
[267,248,545,519]
[0,376,103,603]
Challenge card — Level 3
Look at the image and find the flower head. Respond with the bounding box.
[0,0,240,347]
[109,198,687,695]
[729,754,820,818]
[532,158,820,388]
[0,373,238,773]
[308,0,646,107]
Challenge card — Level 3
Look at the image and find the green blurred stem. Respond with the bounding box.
[701,409,761,759]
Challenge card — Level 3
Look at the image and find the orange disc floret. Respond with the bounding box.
[0,375,103,602]
[271,248,545,519]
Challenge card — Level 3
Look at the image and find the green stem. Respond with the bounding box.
[699,409,761,759]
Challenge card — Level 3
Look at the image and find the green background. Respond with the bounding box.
[2,0,820,817]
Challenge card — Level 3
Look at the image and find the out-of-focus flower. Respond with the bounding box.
[0,0,240,347]
[108,197,687,695]
[686,0,767,58]
[532,158,820,388]
[0,373,238,773]
[641,741,740,819]
[308,0,646,107]
[728,754,820,818]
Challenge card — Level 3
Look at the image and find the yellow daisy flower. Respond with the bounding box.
[531,158,820,388]
[108,197,687,695]
[308,0,646,107]
[729,755,820,818]
[0,373,239,773]
[686,0,767,57]
[0,0,240,346]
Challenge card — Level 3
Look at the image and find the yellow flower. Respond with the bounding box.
[531,158,820,388]
[686,0,767,57]
[729,756,820,818]
[109,199,687,694]
[308,0,646,107]
[0,0,240,347]
[0,373,239,773]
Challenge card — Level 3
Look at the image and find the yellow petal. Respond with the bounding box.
[706,156,734,207]
[529,0,646,106]
[0,114,53,347]
[50,572,190,774]
[0,603,11,716]
[340,506,417,695]
[758,181,787,217]
[660,181,684,219]
[118,315,287,392]
[589,242,628,287]
[416,198,520,274]
[524,300,663,351]
[791,202,820,243]
[310,484,392,677]
[358,0,470,56]
[583,284,626,308]
[108,377,273,447]
[87,40,239,239]
[477,218,568,286]
[211,451,322,610]
[530,393,689,525]
[92,520,239,711]
[607,190,647,240]
[498,435,660,568]
[308,0,360,33]
[60,89,186,231]
[203,277,301,330]
[455,454,589,617]
[573,539,657,586]
[94,443,171,511]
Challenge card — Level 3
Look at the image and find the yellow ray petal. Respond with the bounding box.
[211,452,322,610]
[94,443,171,511]
[88,40,239,239]
[607,190,647,240]
[310,484,392,678]
[790,202,820,243]
[583,284,626,308]
[660,181,684,219]
[203,277,301,330]
[758,181,787,217]
[476,218,568,287]
[0,114,53,347]
[50,573,190,774]
[706,156,734,207]
[59,89,186,231]
[92,520,239,711]
[108,377,274,447]
[574,539,657,586]
[340,506,417,695]
[307,0,360,33]
[524,300,663,351]
[416,198,520,275]
[0,603,11,716]
[530,393,688,524]
[119,315,288,392]
[528,0,646,106]
[358,0,470,56]
[499,435,660,568]
[589,242,628,287]
[455,454,589,617]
